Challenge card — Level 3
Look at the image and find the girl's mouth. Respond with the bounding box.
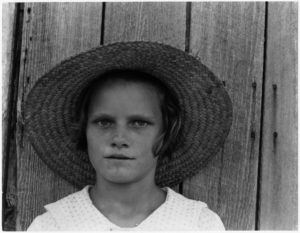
[104,154,135,160]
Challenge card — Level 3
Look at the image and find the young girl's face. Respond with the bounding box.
[86,79,163,185]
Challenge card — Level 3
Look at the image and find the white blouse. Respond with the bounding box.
[27,186,225,231]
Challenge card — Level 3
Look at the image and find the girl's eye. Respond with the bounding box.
[97,120,113,128]
[130,120,149,128]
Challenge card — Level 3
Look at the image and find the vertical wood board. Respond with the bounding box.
[104,2,186,50]
[183,2,265,230]
[2,3,16,135]
[2,3,17,230]
[259,2,297,230]
[16,3,103,229]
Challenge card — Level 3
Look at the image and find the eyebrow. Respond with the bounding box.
[127,114,156,122]
[88,113,156,121]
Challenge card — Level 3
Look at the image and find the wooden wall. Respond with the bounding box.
[2,2,297,230]
[259,2,298,230]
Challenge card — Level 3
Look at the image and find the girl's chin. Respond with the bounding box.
[104,177,141,185]
[101,171,139,184]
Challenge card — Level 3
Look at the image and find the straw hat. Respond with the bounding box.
[24,41,232,188]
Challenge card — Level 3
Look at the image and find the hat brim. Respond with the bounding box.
[24,41,232,188]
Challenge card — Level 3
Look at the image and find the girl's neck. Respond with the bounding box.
[91,177,163,207]
[89,178,166,227]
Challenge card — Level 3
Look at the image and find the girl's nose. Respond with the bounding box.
[111,128,129,149]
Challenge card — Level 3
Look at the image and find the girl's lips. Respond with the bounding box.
[104,154,135,160]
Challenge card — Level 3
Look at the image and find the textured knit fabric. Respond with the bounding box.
[27,186,225,231]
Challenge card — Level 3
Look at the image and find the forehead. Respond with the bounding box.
[88,79,163,115]
[98,77,161,93]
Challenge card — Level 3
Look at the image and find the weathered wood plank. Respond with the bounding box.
[2,3,18,230]
[259,2,297,230]
[183,2,265,230]
[2,5,16,134]
[104,2,186,193]
[16,3,103,230]
[104,2,186,50]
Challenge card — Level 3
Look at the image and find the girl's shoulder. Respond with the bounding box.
[27,186,91,231]
[164,187,225,230]
[27,211,58,231]
[164,187,208,209]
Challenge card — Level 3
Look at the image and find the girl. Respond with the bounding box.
[25,41,232,230]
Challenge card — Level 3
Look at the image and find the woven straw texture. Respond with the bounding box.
[24,41,232,188]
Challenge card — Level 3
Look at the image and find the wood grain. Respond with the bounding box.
[2,4,16,133]
[258,2,297,230]
[182,2,265,230]
[2,3,18,230]
[104,2,186,50]
[16,3,103,230]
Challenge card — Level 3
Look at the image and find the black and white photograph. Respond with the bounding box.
[2,1,297,230]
